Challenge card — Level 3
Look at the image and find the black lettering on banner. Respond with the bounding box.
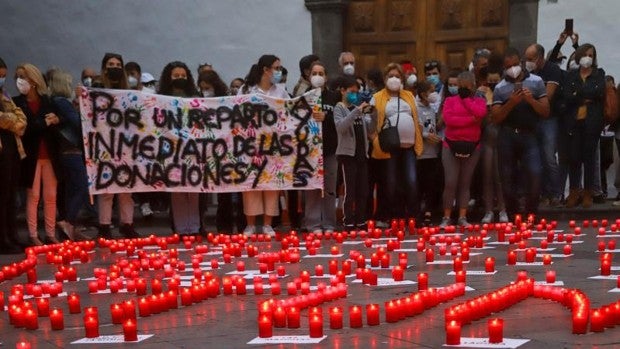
[233,135,256,157]
[289,97,315,187]
[118,132,139,160]
[153,107,182,130]
[216,106,233,129]
[251,157,269,189]
[138,135,156,160]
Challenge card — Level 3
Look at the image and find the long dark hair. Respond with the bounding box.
[158,61,199,97]
[242,54,279,93]
[198,70,229,97]
[100,52,128,89]
[574,43,598,69]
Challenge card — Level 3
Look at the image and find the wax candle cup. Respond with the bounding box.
[446,320,461,345]
[488,318,504,343]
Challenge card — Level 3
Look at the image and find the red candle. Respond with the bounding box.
[453,257,463,272]
[525,248,536,263]
[366,304,380,326]
[236,261,245,272]
[123,300,136,320]
[138,297,151,317]
[222,277,233,295]
[601,260,612,276]
[25,309,38,330]
[110,303,124,324]
[36,298,49,317]
[273,306,286,328]
[446,320,461,345]
[315,264,324,276]
[287,307,300,328]
[563,244,572,255]
[349,305,363,328]
[123,318,138,342]
[392,266,404,281]
[455,270,466,284]
[84,315,99,338]
[485,257,495,273]
[507,250,517,265]
[590,310,604,332]
[546,270,556,284]
[68,293,81,314]
[488,318,504,343]
[50,308,64,330]
[329,306,343,329]
[181,288,192,306]
[258,314,272,338]
[418,273,428,291]
[385,301,398,323]
[425,248,434,263]
[309,313,323,338]
[235,278,247,295]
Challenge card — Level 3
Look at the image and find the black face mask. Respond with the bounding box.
[171,78,188,90]
[488,83,498,91]
[458,87,472,98]
[478,66,489,77]
[107,67,124,81]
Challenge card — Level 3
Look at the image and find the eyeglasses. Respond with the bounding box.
[424,60,440,69]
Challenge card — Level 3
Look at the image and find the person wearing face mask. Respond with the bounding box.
[524,44,564,208]
[239,54,288,237]
[549,31,580,66]
[158,61,202,236]
[440,71,487,228]
[96,52,140,239]
[124,61,142,91]
[303,61,340,233]
[339,52,356,76]
[491,48,550,218]
[140,73,157,94]
[424,60,443,113]
[370,63,423,221]
[196,69,246,235]
[0,57,27,253]
[12,63,63,246]
[415,80,443,226]
[334,75,373,230]
[229,78,244,96]
[562,43,606,208]
[293,54,319,97]
[81,67,97,88]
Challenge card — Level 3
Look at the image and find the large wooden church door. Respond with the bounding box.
[345,0,509,75]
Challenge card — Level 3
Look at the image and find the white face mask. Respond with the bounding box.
[141,86,156,94]
[202,90,215,97]
[343,63,355,76]
[128,76,139,88]
[525,61,537,73]
[16,78,31,95]
[310,75,325,88]
[386,77,402,92]
[506,65,522,79]
[569,61,580,71]
[82,77,92,87]
[428,91,440,104]
[406,74,417,87]
[579,56,593,69]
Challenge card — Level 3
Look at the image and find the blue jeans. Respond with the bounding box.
[386,148,418,218]
[537,117,561,199]
[498,127,542,215]
[60,153,89,224]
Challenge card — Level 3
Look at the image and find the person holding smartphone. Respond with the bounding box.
[491,48,550,219]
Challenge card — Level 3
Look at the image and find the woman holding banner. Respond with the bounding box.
[239,54,289,237]
[96,53,140,239]
[13,63,62,246]
[158,61,202,236]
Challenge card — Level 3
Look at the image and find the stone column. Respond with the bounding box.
[508,0,539,53]
[304,0,349,75]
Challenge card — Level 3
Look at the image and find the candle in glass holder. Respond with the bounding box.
[542,254,552,265]
[25,309,38,330]
[68,294,81,314]
[366,304,380,326]
[287,307,300,328]
[590,310,604,332]
[455,270,466,284]
[138,297,151,317]
[418,273,428,291]
[110,303,124,324]
[349,305,363,328]
[446,320,461,345]
[392,266,404,281]
[546,270,556,284]
[50,308,64,330]
[258,314,272,338]
[488,318,504,343]
[329,306,343,329]
[16,342,31,349]
[123,318,138,341]
[485,257,495,273]
[84,316,99,338]
[309,313,323,338]
[36,298,49,317]
[425,248,434,263]
[273,306,286,328]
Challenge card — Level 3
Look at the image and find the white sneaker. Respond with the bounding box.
[243,225,256,236]
[498,211,509,223]
[481,211,494,224]
[140,203,154,218]
[262,225,276,237]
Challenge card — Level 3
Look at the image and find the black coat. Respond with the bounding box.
[562,67,606,134]
[12,94,62,188]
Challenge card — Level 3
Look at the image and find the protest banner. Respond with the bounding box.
[78,87,323,194]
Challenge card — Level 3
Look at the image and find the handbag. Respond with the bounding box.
[445,139,478,158]
[378,97,401,153]
[604,82,618,124]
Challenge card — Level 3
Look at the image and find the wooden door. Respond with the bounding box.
[345,0,509,75]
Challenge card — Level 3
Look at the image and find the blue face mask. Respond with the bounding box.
[427,74,440,86]
[0,77,5,89]
[448,86,459,95]
[271,70,282,84]
[346,91,359,105]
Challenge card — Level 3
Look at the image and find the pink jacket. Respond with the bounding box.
[442,95,487,142]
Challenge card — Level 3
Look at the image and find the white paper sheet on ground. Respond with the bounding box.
[23,292,68,300]
[248,335,327,344]
[514,262,551,266]
[486,241,510,245]
[470,246,495,250]
[394,248,422,252]
[596,249,620,253]
[245,284,272,290]
[596,232,620,237]
[226,270,262,275]
[342,241,364,245]
[588,275,619,280]
[89,289,128,295]
[71,335,153,344]
[437,285,476,292]
[38,279,82,284]
[366,265,415,270]
[611,266,620,271]
[310,274,356,279]
[443,337,529,348]
[549,240,583,244]
[428,260,470,265]
[351,278,417,287]
[303,254,344,258]
[534,281,564,286]
[447,270,497,275]
[243,274,288,280]
[536,253,572,258]
[608,288,620,293]
[372,244,387,248]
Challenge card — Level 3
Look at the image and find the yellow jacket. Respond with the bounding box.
[370,89,423,159]
[0,94,27,159]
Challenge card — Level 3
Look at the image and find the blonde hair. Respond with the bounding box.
[383,63,404,78]
[17,63,47,96]
[47,69,73,98]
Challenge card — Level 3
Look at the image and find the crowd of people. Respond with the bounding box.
[0,30,618,254]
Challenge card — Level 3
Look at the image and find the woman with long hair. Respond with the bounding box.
[13,63,61,245]
[239,54,289,236]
